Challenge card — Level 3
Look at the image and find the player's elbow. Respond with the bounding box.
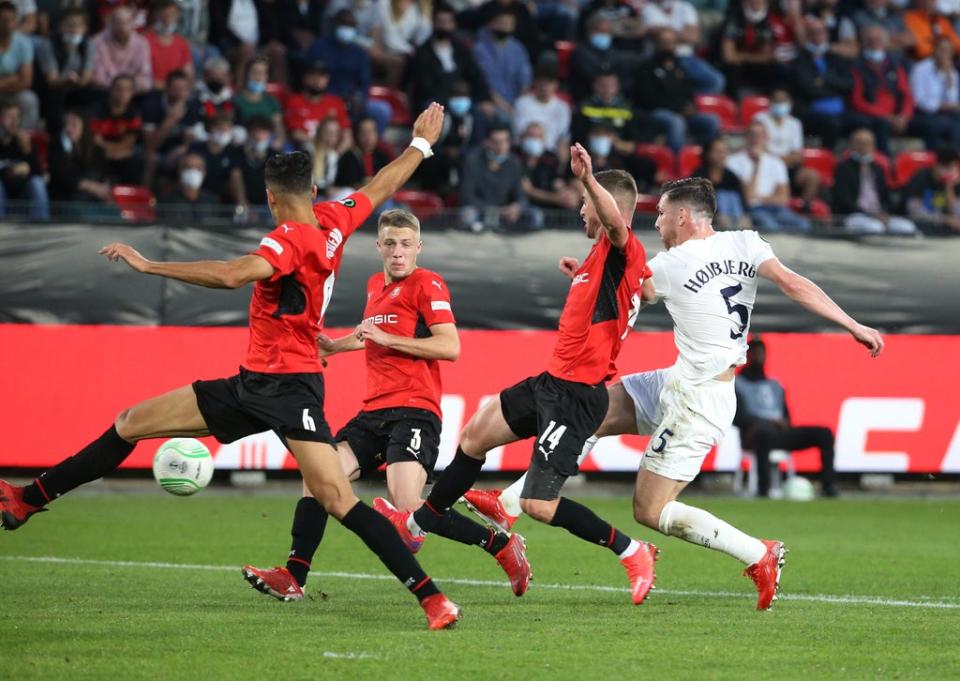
[441,339,461,362]
[778,275,807,300]
[221,269,248,289]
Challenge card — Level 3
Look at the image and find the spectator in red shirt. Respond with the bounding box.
[850,24,914,154]
[145,0,194,90]
[284,60,353,151]
[90,73,144,182]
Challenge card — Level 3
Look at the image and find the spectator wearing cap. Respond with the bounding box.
[472,9,531,117]
[834,128,917,234]
[908,37,960,150]
[0,100,47,219]
[512,64,570,158]
[90,73,144,183]
[569,12,635,102]
[142,69,201,185]
[146,0,194,90]
[641,0,726,94]
[0,0,38,129]
[232,56,283,140]
[92,6,152,93]
[35,7,94,132]
[904,145,960,232]
[284,60,353,151]
[904,0,960,60]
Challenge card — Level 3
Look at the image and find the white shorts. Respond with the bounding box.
[620,368,736,482]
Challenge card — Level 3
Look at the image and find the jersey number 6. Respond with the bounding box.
[720,283,750,340]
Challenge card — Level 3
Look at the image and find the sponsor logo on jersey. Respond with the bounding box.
[391,287,401,298]
[571,273,590,286]
[326,228,343,259]
[260,237,283,255]
[339,198,356,208]
[364,314,399,325]
[683,260,757,293]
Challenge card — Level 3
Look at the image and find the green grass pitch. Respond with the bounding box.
[3,491,959,679]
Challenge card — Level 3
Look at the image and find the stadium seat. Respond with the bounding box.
[395,189,444,220]
[555,41,575,81]
[112,185,157,223]
[894,150,936,188]
[264,82,290,107]
[635,194,660,213]
[695,94,740,132]
[636,143,675,180]
[677,145,702,178]
[740,95,770,126]
[368,86,412,126]
[801,148,837,187]
[29,129,50,173]
[789,197,832,220]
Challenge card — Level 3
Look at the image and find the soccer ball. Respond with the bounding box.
[152,438,214,496]
[783,476,816,502]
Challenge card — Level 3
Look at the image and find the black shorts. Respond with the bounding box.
[335,407,442,480]
[499,372,609,500]
[193,368,335,445]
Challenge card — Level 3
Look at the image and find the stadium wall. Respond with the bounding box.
[1,324,956,474]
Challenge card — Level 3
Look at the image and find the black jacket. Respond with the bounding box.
[406,38,491,109]
[832,158,893,215]
[791,50,853,109]
[634,52,694,113]
[48,134,106,201]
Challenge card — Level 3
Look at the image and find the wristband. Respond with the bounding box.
[409,137,434,159]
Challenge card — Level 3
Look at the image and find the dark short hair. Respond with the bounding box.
[246,115,273,133]
[110,73,135,89]
[748,334,765,350]
[165,68,189,85]
[595,169,638,208]
[59,7,88,22]
[0,1,17,14]
[487,124,511,139]
[265,151,314,195]
[936,145,959,165]
[661,176,716,218]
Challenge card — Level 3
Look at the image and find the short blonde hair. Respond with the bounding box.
[377,208,421,236]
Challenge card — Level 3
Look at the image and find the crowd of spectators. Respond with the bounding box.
[0,0,958,234]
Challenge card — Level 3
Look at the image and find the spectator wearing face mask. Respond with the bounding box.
[90,73,144,183]
[459,124,530,231]
[576,0,644,45]
[0,101,48,220]
[572,72,660,159]
[159,152,219,222]
[472,10,532,117]
[92,6,152,93]
[284,60,353,151]
[753,89,821,207]
[187,55,247,146]
[187,112,246,205]
[569,12,635,102]
[850,24,914,154]
[834,127,918,234]
[416,79,475,194]
[476,0,541,60]
[720,0,795,95]
[146,0,193,90]
[232,56,283,140]
[905,144,960,232]
[570,122,658,193]
[801,0,859,59]
[35,7,95,133]
[238,115,279,220]
[641,0,726,94]
[518,121,579,214]
[908,37,960,150]
[512,64,570,158]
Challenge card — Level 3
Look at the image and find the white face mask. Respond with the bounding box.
[181,168,204,189]
[744,7,768,23]
[211,131,232,147]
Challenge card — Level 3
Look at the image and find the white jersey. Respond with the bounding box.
[647,231,775,384]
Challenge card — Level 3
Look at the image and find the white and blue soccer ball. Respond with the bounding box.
[783,476,817,502]
[152,438,214,497]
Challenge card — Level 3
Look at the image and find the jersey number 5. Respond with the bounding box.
[720,284,749,340]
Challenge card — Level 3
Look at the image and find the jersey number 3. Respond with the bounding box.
[721,284,749,340]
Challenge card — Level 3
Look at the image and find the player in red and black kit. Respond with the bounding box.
[241,209,530,602]
[377,143,661,605]
[0,104,463,630]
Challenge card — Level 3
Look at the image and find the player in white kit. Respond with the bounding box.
[464,177,884,609]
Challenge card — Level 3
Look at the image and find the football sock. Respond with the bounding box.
[413,447,484,533]
[286,496,329,587]
[340,501,440,602]
[500,435,598,519]
[22,425,135,507]
[549,497,632,554]
[432,508,510,555]
[658,501,766,565]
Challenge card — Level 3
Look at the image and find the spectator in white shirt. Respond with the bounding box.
[512,64,571,157]
[377,0,431,55]
[726,121,811,232]
[641,0,725,93]
[908,37,960,149]
[753,88,821,205]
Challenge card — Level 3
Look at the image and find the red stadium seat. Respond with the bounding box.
[395,189,444,220]
[789,197,831,219]
[264,82,290,107]
[112,185,157,223]
[635,193,660,213]
[636,143,675,180]
[894,150,935,188]
[677,145,702,178]
[695,94,740,132]
[740,95,770,126]
[29,130,50,173]
[801,148,837,187]
[555,41,575,81]
[368,86,412,126]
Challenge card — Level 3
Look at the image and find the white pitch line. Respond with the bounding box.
[2,555,958,610]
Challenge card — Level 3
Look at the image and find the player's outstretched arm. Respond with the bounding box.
[357,103,444,210]
[100,242,274,289]
[758,258,884,357]
[570,142,629,249]
[357,321,460,361]
[317,330,365,358]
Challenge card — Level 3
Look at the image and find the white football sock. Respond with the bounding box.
[579,435,599,465]
[406,513,425,537]
[658,501,766,565]
[618,539,641,559]
[499,476,524,517]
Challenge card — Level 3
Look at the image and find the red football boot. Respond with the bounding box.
[620,541,659,605]
[493,534,532,597]
[421,593,461,630]
[744,540,787,610]
[241,565,305,602]
[0,479,45,531]
[373,497,426,554]
[462,488,519,533]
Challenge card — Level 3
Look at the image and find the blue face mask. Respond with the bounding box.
[336,25,358,44]
[770,102,791,118]
[590,32,612,51]
[246,80,265,94]
[589,135,612,157]
[448,96,471,116]
[487,149,510,164]
[864,49,885,63]
[851,152,873,163]
[522,137,544,158]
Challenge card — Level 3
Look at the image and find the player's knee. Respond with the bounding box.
[520,497,557,523]
[322,492,359,520]
[632,498,662,530]
[457,424,488,460]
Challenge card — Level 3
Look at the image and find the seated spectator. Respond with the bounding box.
[791,16,854,149]
[572,72,634,148]
[158,152,219,223]
[142,69,201,186]
[232,56,282,139]
[376,0,431,86]
[904,144,960,232]
[834,128,917,233]
[238,116,279,221]
[90,73,144,183]
[92,6,152,93]
[735,336,838,498]
[335,117,392,189]
[311,117,346,198]
[576,0,643,46]
[459,124,530,231]
[754,88,821,205]
[190,56,237,138]
[803,0,859,59]
[416,79,475,194]
[850,25,914,155]
[851,0,914,52]
[641,0,726,93]
[908,37,960,150]
[0,1,38,129]
[692,137,750,230]
[208,0,258,86]
[0,101,47,219]
[575,121,658,193]
[12,0,35,34]
[48,109,118,218]
[904,0,960,60]
[187,112,245,204]
[518,122,578,214]
[569,12,635,102]
[145,0,193,90]
[634,29,719,153]
[259,0,326,86]
[472,9,531,118]
[35,7,95,133]
[512,64,570,157]
[284,60,352,151]
[726,121,811,232]
[720,0,796,95]
[477,0,541,59]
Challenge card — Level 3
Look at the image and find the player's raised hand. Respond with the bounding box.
[570,143,593,182]
[99,242,151,273]
[851,323,884,357]
[558,256,580,279]
[412,102,445,146]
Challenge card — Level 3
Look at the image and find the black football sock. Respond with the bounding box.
[432,508,510,555]
[22,425,135,507]
[412,447,484,533]
[550,497,632,554]
[340,501,440,602]
[286,496,329,587]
